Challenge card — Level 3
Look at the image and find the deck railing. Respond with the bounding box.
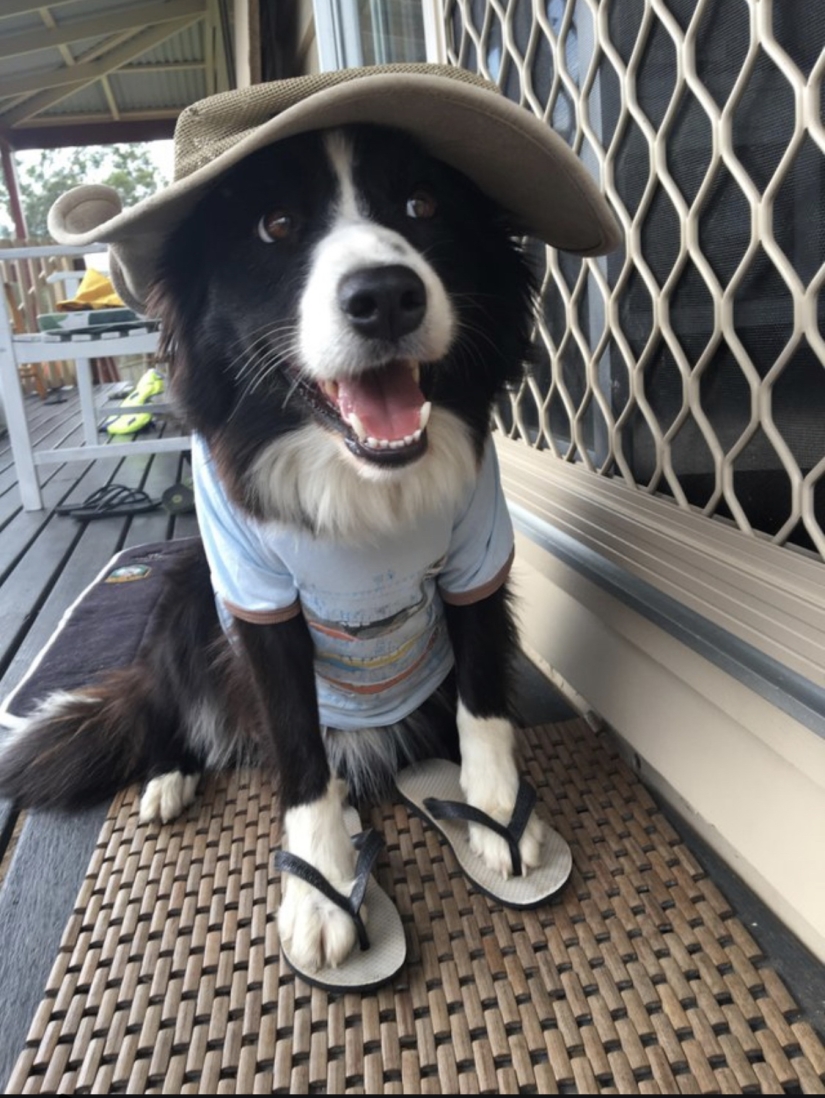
[0,240,80,391]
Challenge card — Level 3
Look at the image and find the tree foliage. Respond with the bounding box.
[0,142,169,240]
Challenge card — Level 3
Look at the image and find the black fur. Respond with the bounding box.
[0,124,535,813]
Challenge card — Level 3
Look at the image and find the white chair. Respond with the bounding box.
[0,243,189,511]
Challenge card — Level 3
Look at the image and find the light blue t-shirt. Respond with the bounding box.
[191,434,514,730]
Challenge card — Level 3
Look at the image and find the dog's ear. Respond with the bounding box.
[144,276,237,436]
[144,280,181,379]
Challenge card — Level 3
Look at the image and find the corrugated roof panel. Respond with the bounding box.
[0,23,203,82]
[40,82,111,116]
[108,68,206,111]
[0,48,68,80]
[67,35,114,61]
[0,12,48,36]
[52,0,149,21]
[65,24,205,68]
[128,24,205,66]
[0,1,229,142]
[0,0,150,47]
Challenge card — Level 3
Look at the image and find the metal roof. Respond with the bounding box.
[0,0,235,149]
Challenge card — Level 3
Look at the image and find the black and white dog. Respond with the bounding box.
[0,125,546,972]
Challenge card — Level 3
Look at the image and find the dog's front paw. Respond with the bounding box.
[278,869,365,972]
[467,801,546,879]
[458,708,546,879]
[277,780,364,972]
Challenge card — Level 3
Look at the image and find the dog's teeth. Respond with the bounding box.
[389,439,405,449]
[346,410,367,441]
[419,402,432,431]
[411,363,420,384]
[321,380,339,402]
[412,429,422,442]
[403,434,414,445]
[366,436,390,450]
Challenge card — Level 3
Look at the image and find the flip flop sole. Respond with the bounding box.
[396,759,572,908]
[277,808,407,994]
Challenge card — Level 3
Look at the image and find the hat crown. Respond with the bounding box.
[173,64,499,181]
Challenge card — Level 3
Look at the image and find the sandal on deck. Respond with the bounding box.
[274,807,406,993]
[55,484,160,519]
[396,758,572,908]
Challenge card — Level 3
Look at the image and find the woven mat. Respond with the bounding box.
[7,718,825,1095]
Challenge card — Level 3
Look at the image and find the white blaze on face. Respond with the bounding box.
[297,130,456,383]
[246,127,477,538]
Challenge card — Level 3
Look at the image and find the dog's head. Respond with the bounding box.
[152,124,535,535]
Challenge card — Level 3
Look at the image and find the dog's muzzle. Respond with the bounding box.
[296,262,437,467]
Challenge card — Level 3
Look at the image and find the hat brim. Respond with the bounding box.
[49,71,620,314]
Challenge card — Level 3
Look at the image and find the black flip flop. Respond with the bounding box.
[396,759,572,908]
[55,484,160,519]
[274,808,406,993]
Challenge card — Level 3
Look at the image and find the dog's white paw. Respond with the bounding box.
[468,802,546,879]
[278,869,365,972]
[139,771,199,823]
[277,779,364,973]
[457,705,546,879]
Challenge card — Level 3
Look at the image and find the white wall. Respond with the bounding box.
[512,533,825,963]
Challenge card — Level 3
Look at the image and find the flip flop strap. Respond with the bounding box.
[273,828,384,951]
[96,486,153,510]
[60,484,152,511]
[423,779,537,878]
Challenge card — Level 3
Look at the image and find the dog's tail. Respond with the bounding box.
[0,665,169,810]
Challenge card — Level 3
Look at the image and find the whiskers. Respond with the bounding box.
[224,321,303,415]
[452,310,514,378]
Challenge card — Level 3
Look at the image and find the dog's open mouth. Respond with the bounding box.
[308,360,430,466]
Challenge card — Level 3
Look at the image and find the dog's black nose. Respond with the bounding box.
[338,265,427,341]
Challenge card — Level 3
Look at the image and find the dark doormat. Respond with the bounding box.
[1,539,198,728]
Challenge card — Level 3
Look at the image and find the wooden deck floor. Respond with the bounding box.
[0,386,200,1085]
[0,386,822,1089]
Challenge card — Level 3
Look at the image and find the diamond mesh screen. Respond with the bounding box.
[443,0,825,558]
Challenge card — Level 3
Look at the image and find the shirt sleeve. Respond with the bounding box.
[438,439,515,605]
[191,435,300,625]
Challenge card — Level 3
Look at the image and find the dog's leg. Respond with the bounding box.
[233,615,361,972]
[444,585,546,878]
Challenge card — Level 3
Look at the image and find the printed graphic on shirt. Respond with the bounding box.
[301,552,450,702]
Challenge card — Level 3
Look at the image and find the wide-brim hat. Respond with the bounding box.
[49,63,620,314]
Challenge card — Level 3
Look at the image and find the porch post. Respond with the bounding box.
[0,294,42,510]
[0,135,27,240]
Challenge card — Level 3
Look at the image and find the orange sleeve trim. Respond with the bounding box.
[439,547,515,607]
[224,598,302,625]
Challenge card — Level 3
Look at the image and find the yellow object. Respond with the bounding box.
[105,368,165,436]
[57,268,125,310]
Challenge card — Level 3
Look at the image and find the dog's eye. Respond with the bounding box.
[258,211,294,242]
[406,190,437,219]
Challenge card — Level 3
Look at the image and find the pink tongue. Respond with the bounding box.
[337,362,424,441]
